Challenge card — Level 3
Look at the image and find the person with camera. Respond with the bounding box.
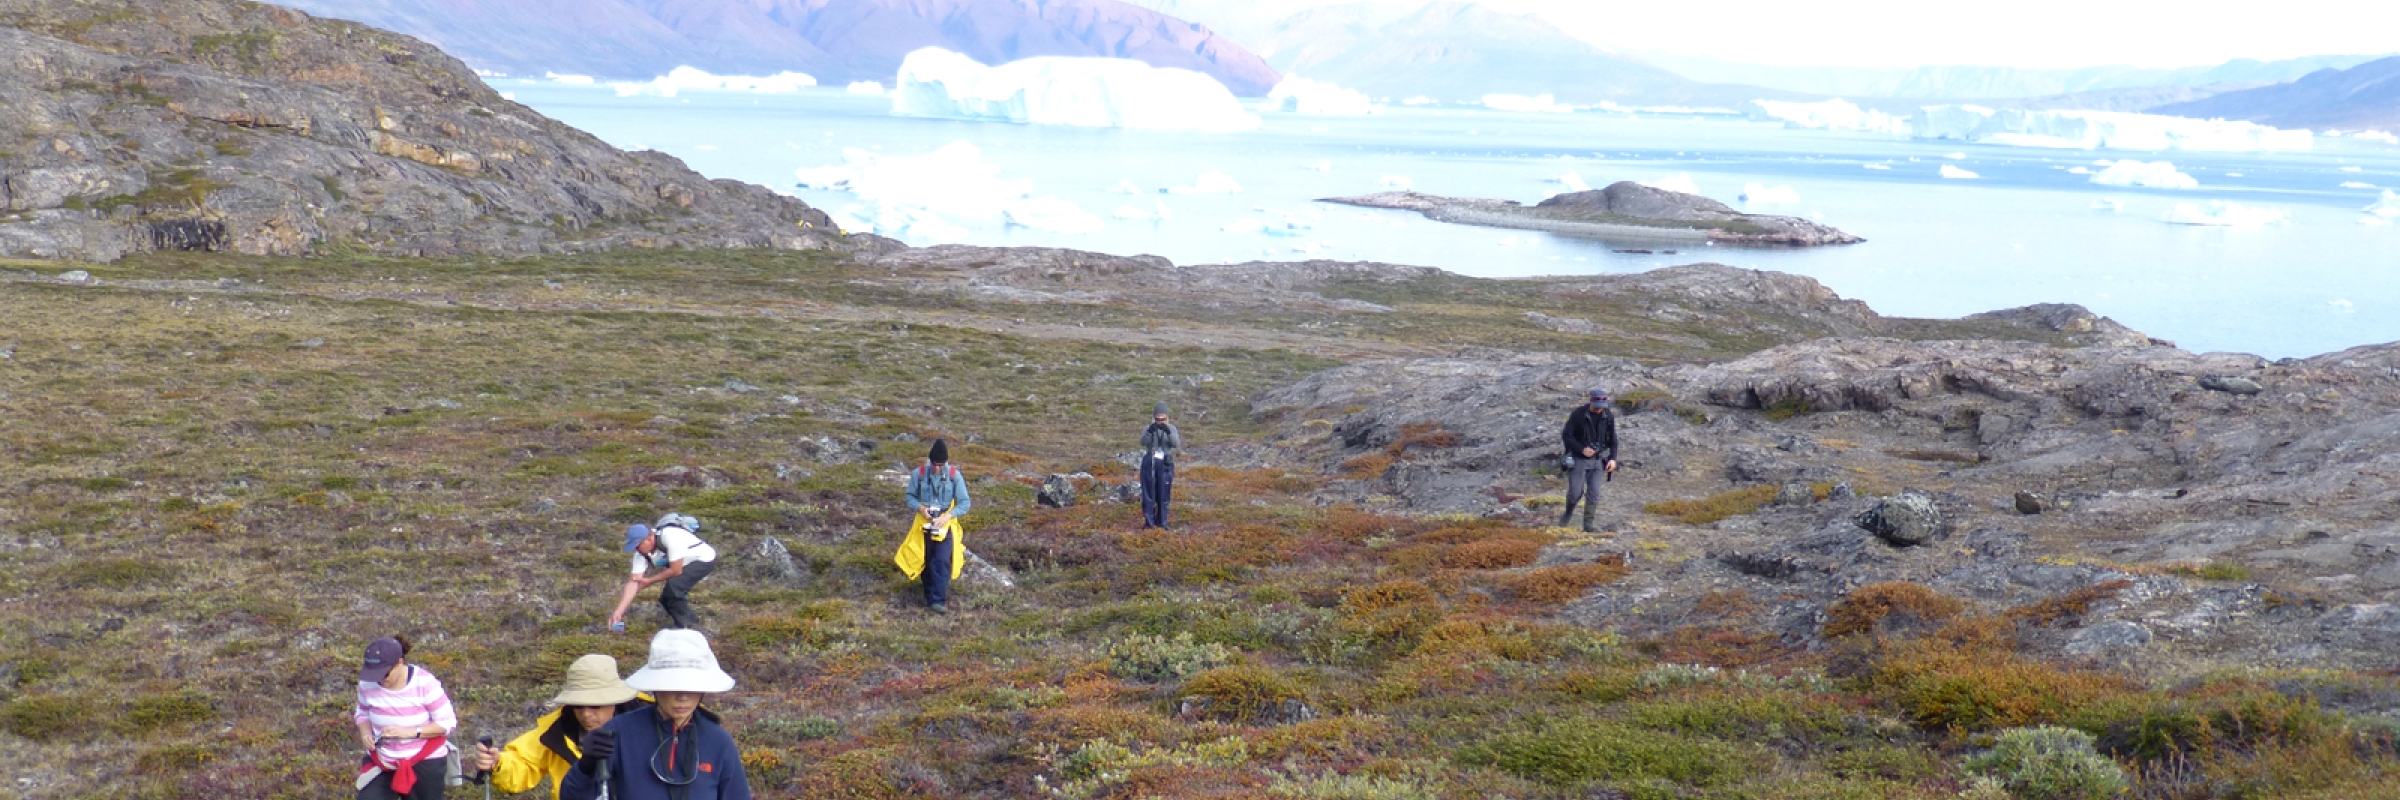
[1558,388,1619,533]
[895,439,972,613]
[1139,402,1182,529]
[557,630,750,800]
[472,654,653,800]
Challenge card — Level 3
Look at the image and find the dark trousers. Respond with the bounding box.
[1140,458,1175,528]
[660,558,716,629]
[357,755,447,800]
[922,526,953,608]
[1564,459,1606,514]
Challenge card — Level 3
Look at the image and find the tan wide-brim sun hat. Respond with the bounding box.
[624,629,736,694]
[552,654,640,707]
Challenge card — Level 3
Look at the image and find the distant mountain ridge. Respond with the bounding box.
[1140,0,1801,106]
[267,0,1283,95]
[2153,56,2400,129]
[1634,53,2389,100]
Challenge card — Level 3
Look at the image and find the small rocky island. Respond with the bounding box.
[1322,180,1865,247]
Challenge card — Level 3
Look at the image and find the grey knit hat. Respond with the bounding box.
[1153,401,1170,416]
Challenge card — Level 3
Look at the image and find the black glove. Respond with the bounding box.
[576,729,616,773]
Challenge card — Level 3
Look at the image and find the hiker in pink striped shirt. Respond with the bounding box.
[353,635,458,800]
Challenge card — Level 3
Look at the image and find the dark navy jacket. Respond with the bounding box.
[559,705,749,800]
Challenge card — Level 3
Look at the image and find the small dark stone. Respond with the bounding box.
[2014,491,2046,515]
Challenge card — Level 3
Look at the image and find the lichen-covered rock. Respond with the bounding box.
[1855,490,1944,547]
[1037,474,1077,508]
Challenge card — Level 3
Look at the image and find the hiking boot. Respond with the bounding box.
[931,603,950,615]
[1557,505,1576,527]
[1581,505,1597,534]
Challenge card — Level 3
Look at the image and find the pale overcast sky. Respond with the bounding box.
[1480,0,2396,68]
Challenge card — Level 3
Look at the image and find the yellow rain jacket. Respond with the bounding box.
[490,696,651,800]
[894,511,964,581]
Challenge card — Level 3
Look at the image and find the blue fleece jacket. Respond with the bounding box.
[559,706,749,800]
[905,464,972,517]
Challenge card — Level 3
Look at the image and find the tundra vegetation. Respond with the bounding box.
[1,248,2396,800]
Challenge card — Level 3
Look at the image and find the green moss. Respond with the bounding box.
[1457,718,1768,789]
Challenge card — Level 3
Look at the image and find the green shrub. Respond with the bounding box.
[1,694,92,741]
[1962,726,2128,800]
[1107,632,1233,682]
[1270,770,1440,800]
[1180,665,1303,723]
[60,558,175,589]
[1456,719,1765,788]
[126,691,216,730]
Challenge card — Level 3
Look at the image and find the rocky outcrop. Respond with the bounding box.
[1320,182,1863,247]
[0,0,862,262]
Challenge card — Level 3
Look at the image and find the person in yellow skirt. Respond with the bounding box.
[894,439,971,614]
[471,655,651,800]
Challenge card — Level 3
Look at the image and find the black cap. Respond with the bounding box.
[928,439,949,464]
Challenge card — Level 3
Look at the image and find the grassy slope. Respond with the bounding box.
[1,250,2394,800]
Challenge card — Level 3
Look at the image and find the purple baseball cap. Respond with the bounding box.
[622,524,651,553]
[360,637,403,682]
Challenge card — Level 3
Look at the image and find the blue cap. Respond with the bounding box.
[622,524,651,553]
[1589,388,1611,400]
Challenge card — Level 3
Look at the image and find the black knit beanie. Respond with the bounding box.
[928,439,949,464]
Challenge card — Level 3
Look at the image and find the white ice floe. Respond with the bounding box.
[1863,163,1892,170]
[2341,165,2365,173]
[891,47,1260,131]
[500,92,516,101]
[2092,198,2123,212]
[2160,201,2290,227]
[2368,190,2400,218]
[612,66,817,97]
[1739,183,1801,204]
[1164,171,1243,194]
[1910,106,2311,152]
[2357,131,2400,144]
[1401,96,1438,106]
[2342,181,2378,189]
[1940,165,1979,179]
[2225,172,2244,178]
[2067,166,2094,174]
[1745,99,1911,135]
[1378,175,1414,189]
[545,72,596,85]
[1547,172,1592,193]
[792,140,1102,244]
[2361,216,2393,227]
[846,81,886,96]
[1644,173,1701,194]
[1261,78,1378,115]
[2090,160,2198,189]
[1945,152,1967,160]
[1482,93,1573,113]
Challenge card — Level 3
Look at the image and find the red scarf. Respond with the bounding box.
[359,735,445,795]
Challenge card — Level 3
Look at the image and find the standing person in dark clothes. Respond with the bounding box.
[895,439,972,614]
[1559,388,1619,533]
[1140,402,1181,529]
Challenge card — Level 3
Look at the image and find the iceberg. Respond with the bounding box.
[1261,78,1378,115]
[2357,131,2399,144]
[2342,181,2378,189]
[1863,163,1892,170]
[545,72,596,85]
[611,66,817,97]
[2368,190,2400,218]
[1482,93,1573,113]
[846,81,886,96]
[2341,165,2364,172]
[1547,172,1592,193]
[1745,99,1910,135]
[1940,165,1979,179]
[2067,166,2094,174]
[2092,198,2123,212]
[1644,173,1701,194]
[1908,106,2312,153]
[1164,171,1243,194]
[2090,160,2198,189]
[2160,201,2290,227]
[792,140,1103,244]
[892,47,1260,132]
[1739,183,1801,204]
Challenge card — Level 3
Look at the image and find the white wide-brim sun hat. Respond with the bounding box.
[624,629,736,694]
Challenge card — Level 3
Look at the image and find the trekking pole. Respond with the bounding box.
[475,735,493,800]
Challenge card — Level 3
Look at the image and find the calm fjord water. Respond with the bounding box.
[509,84,2400,358]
